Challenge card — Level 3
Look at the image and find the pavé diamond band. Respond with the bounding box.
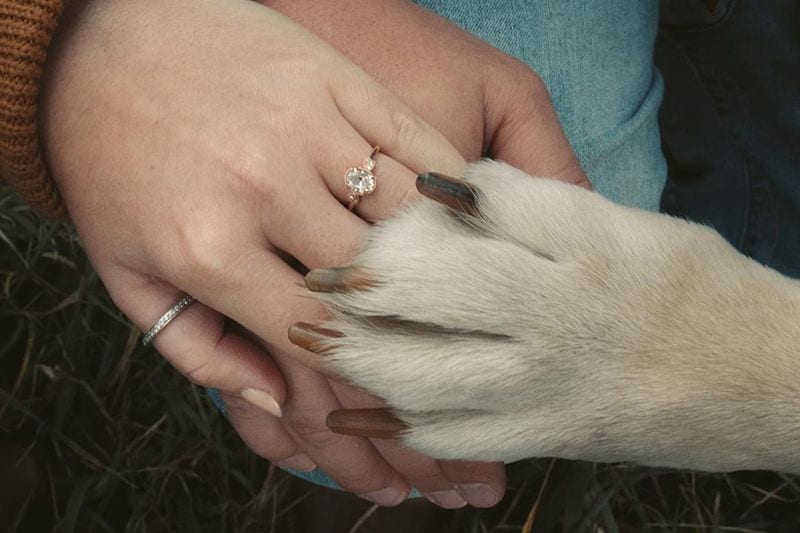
[344,145,380,211]
[141,294,196,347]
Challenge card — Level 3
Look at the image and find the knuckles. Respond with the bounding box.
[219,142,284,207]
[498,57,550,103]
[162,215,240,288]
[156,147,283,286]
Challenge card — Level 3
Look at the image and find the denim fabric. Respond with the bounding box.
[418,0,667,211]
[656,0,800,277]
[244,0,668,492]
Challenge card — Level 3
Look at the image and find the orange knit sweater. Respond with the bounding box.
[0,0,64,218]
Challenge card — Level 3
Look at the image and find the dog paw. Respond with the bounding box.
[290,161,796,471]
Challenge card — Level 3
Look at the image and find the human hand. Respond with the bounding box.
[263,0,590,508]
[40,0,469,506]
[265,0,589,187]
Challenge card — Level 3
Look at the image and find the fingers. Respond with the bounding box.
[108,269,327,479]
[330,71,467,177]
[439,460,506,508]
[108,270,286,417]
[290,269,505,508]
[326,407,505,508]
[107,214,414,503]
[277,358,411,504]
[167,242,346,349]
[346,152,423,222]
[292,264,507,508]
[309,120,425,222]
[277,173,479,239]
[330,383,468,509]
[325,408,504,507]
[221,391,315,471]
[262,147,417,270]
[262,184,368,268]
[385,452,468,509]
[168,253,412,503]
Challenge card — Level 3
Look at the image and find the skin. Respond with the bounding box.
[264,0,588,185]
[40,0,586,508]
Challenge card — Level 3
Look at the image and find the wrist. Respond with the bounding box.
[0,0,66,217]
[39,0,105,193]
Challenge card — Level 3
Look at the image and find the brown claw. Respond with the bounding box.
[416,172,479,216]
[304,267,374,293]
[326,408,408,439]
[286,322,347,378]
[287,322,343,354]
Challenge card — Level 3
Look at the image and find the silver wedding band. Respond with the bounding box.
[141,294,196,347]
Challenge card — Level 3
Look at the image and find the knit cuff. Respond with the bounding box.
[0,0,65,218]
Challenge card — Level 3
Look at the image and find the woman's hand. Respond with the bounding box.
[41,0,467,506]
[265,0,590,508]
[266,0,588,187]
[41,0,587,508]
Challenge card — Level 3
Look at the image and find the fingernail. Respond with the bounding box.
[287,322,342,354]
[456,483,501,508]
[416,172,478,215]
[424,490,468,509]
[305,267,373,293]
[326,408,408,438]
[275,454,317,472]
[359,487,406,507]
[241,388,283,418]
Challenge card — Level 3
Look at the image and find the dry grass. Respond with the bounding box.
[2,185,799,532]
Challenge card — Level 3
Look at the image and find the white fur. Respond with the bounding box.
[319,161,800,473]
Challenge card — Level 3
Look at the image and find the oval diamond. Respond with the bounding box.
[345,167,376,195]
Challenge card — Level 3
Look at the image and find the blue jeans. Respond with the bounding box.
[210,0,666,491]
[657,0,800,278]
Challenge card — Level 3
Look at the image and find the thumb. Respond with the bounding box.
[484,70,591,189]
